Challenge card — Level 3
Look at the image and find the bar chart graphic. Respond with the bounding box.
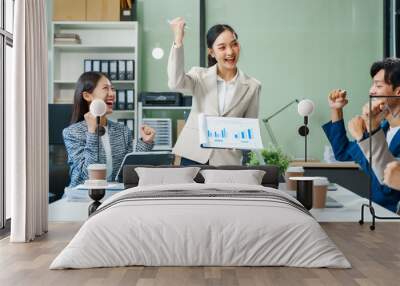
[199,114,263,149]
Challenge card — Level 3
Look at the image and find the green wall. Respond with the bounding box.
[138,0,383,160]
[137,0,200,92]
[137,0,200,142]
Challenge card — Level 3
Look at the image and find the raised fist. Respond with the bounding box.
[169,17,186,47]
[328,89,348,110]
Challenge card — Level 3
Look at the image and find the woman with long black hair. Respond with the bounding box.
[63,72,155,187]
[168,17,261,166]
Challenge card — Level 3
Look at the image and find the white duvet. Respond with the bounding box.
[50,183,351,269]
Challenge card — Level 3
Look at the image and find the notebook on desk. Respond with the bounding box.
[285,192,343,208]
[325,196,343,208]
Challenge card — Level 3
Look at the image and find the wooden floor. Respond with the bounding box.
[0,222,399,286]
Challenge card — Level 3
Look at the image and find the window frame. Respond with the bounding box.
[0,0,13,233]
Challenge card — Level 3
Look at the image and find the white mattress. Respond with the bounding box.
[50,183,351,269]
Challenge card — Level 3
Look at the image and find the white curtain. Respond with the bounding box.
[7,0,49,242]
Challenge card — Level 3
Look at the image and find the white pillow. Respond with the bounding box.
[135,167,201,186]
[200,169,266,185]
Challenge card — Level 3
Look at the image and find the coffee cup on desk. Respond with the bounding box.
[285,166,305,190]
[87,164,107,180]
[313,177,329,208]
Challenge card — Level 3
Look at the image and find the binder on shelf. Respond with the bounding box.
[126,119,134,132]
[84,59,92,72]
[109,60,118,80]
[100,60,109,76]
[117,90,126,110]
[126,90,134,110]
[118,60,126,80]
[92,60,100,72]
[126,60,134,80]
[120,0,136,21]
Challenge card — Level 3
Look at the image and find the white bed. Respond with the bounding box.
[50,183,351,269]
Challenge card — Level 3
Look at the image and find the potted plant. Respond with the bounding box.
[247,148,291,176]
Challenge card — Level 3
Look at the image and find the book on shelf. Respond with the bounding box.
[54,38,82,45]
[54,33,82,44]
[54,33,81,39]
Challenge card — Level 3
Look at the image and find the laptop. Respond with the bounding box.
[115,151,175,182]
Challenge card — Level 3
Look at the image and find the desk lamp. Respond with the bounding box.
[262,99,299,148]
[297,99,314,162]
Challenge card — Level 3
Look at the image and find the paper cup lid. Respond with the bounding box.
[313,177,329,186]
[286,166,304,173]
[289,176,315,181]
[289,176,329,185]
[87,164,106,170]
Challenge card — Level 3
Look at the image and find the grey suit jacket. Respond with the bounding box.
[63,120,153,187]
[358,129,398,184]
[167,44,261,165]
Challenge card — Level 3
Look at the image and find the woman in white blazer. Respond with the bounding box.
[168,17,261,166]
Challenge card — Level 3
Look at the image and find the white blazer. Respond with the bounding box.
[167,44,261,165]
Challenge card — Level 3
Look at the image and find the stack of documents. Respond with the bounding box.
[54,33,81,45]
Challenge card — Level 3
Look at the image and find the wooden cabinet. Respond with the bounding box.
[53,0,86,21]
[86,0,120,21]
[53,0,120,21]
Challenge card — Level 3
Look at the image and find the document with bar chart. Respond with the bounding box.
[198,113,263,150]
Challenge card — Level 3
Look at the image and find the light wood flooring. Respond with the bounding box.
[0,222,399,286]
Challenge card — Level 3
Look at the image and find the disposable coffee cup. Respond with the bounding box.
[289,176,314,210]
[87,164,107,180]
[313,177,329,208]
[285,166,305,190]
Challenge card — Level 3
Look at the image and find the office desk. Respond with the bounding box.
[289,161,370,198]
[279,183,398,222]
[290,161,360,168]
[48,184,399,222]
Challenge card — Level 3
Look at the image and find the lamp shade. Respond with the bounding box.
[297,99,315,117]
[90,99,107,117]
[152,47,164,60]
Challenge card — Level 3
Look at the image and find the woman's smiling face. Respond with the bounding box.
[209,30,240,71]
[88,76,115,114]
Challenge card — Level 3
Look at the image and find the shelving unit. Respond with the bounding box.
[48,20,192,153]
[48,21,139,138]
[142,106,191,110]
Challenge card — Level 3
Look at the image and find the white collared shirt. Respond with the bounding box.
[101,126,113,181]
[387,126,400,147]
[217,71,239,115]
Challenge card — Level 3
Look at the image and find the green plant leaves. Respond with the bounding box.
[248,148,291,175]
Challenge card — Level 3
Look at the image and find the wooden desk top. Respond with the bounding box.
[290,161,360,169]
